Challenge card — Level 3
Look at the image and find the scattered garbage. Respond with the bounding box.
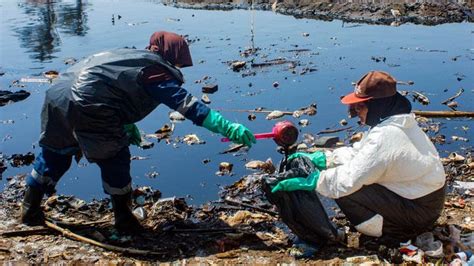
[202,84,218,94]
[201,94,211,104]
[245,159,275,174]
[7,152,35,167]
[411,91,430,105]
[43,70,59,79]
[266,110,285,120]
[182,134,205,145]
[217,162,233,176]
[230,61,246,71]
[0,90,31,106]
[169,111,185,122]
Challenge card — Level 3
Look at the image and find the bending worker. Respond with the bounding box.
[272,71,446,239]
[21,31,256,233]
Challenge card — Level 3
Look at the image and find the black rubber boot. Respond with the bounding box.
[21,186,45,226]
[111,193,143,234]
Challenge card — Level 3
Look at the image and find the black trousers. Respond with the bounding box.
[336,184,446,239]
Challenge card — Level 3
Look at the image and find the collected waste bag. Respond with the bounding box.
[262,156,338,246]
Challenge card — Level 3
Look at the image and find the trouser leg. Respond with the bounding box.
[22,148,72,225]
[336,184,445,239]
[96,147,142,233]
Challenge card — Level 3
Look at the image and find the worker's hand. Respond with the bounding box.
[224,123,256,147]
[124,124,142,146]
[202,110,256,147]
[288,151,327,170]
[271,170,320,193]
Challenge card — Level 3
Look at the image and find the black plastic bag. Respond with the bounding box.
[262,156,338,246]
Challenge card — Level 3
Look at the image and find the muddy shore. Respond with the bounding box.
[165,0,474,25]
[0,142,472,264]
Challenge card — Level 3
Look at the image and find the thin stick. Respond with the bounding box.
[45,221,164,256]
[413,110,474,118]
[441,88,464,105]
[223,198,278,216]
[46,218,110,227]
[215,108,293,115]
[317,126,353,135]
[1,227,52,237]
[220,144,245,154]
[172,227,236,233]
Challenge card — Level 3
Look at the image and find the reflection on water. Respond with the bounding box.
[13,0,89,62]
[1,0,472,203]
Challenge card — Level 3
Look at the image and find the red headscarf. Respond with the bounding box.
[147,31,193,68]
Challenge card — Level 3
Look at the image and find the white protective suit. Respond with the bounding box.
[317,113,446,200]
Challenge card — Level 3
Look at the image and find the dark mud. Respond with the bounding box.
[165,0,473,26]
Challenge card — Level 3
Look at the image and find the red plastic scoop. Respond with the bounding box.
[221,120,299,147]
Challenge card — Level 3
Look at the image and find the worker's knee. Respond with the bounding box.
[27,148,72,194]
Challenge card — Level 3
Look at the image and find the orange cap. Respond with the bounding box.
[341,71,397,105]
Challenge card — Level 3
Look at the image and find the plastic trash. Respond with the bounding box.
[415,232,444,258]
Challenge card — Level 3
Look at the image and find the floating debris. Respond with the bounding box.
[201,94,211,104]
[447,101,458,109]
[230,61,246,71]
[182,134,205,145]
[302,32,310,37]
[64,58,77,65]
[43,70,59,79]
[244,159,275,174]
[298,119,310,127]
[397,80,414,86]
[266,110,285,120]
[0,90,31,106]
[442,88,464,105]
[371,56,386,63]
[145,171,159,179]
[139,140,154,150]
[248,114,256,121]
[131,156,149,161]
[411,91,430,105]
[251,58,297,68]
[146,124,174,140]
[169,111,185,122]
[7,152,35,167]
[202,158,211,164]
[202,84,218,94]
[452,136,469,142]
[217,162,233,176]
[19,77,50,83]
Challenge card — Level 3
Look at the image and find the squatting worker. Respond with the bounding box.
[21,31,256,233]
[272,71,446,239]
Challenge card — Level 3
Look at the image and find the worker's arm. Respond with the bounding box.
[145,79,256,147]
[145,79,210,125]
[316,128,387,199]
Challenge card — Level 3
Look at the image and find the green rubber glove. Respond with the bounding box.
[124,124,142,146]
[271,170,320,193]
[202,110,256,147]
[288,151,327,170]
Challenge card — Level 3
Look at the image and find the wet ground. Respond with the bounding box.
[0,0,473,263]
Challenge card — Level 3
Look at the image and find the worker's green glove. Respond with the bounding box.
[202,110,256,147]
[288,151,327,170]
[271,170,320,193]
[124,124,142,146]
